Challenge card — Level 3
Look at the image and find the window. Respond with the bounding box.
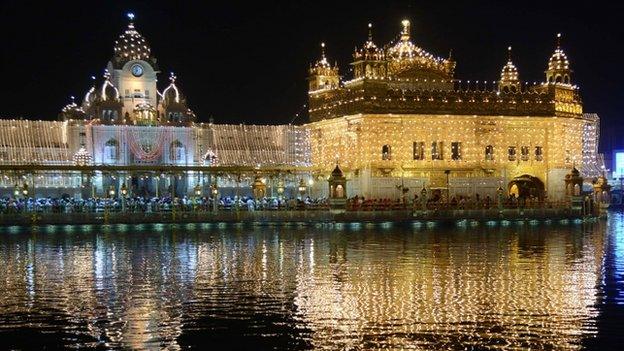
[431,141,443,160]
[521,146,530,161]
[170,140,185,162]
[451,142,462,160]
[535,146,543,161]
[485,145,494,161]
[413,142,424,160]
[382,145,392,160]
[508,146,516,161]
[103,139,119,163]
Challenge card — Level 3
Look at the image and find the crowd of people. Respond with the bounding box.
[0,192,558,214]
[0,195,330,214]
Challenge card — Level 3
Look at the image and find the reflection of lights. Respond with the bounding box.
[0,223,610,349]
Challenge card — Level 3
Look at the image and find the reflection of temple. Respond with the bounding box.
[0,224,607,349]
[0,15,606,200]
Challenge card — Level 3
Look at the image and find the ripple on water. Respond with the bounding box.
[0,218,623,349]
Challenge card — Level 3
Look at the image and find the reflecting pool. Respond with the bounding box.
[1,215,624,350]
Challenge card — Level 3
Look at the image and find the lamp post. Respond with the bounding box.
[444,170,451,202]
[277,180,285,200]
[13,184,20,198]
[194,183,202,211]
[120,183,127,212]
[298,179,307,199]
[211,183,218,212]
[307,178,314,198]
[22,183,29,197]
[108,185,116,198]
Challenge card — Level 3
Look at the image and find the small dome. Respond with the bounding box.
[313,42,332,69]
[500,47,519,83]
[548,47,569,71]
[331,164,344,178]
[73,146,92,166]
[113,13,151,62]
[60,97,86,120]
[355,23,384,61]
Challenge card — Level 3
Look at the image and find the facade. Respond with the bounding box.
[307,21,605,201]
[0,16,606,201]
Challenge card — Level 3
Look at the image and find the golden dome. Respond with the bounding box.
[500,46,519,83]
[386,20,454,78]
[354,23,384,61]
[548,46,570,71]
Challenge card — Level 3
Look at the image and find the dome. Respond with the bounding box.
[73,146,92,166]
[500,47,519,83]
[545,33,572,84]
[113,13,151,62]
[386,20,454,78]
[354,23,384,61]
[548,47,569,71]
[60,97,86,120]
[387,20,439,61]
[313,42,332,69]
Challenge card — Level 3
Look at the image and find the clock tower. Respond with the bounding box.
[108,13,160,124]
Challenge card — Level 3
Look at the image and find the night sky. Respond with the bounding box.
[1,1,622,149]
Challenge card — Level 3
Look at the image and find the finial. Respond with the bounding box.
[556,33,562,48]
[70,96,75,103]
[321,42,326,58]
[507,46,512,62]
[169,71,177,82]
[367,23,373,41]
[127,12,135,21]
[448,49,453,60]
[401,19,410,40]
[103,69,110,79]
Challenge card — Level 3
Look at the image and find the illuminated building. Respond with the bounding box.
[0,16,605,200]
[0,14,310,198]
[307,22,605,200]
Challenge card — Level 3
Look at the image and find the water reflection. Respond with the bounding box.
[0,219,620,349]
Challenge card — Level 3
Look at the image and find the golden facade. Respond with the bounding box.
[306,20,594,200]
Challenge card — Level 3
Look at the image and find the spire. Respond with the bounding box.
[320,42,326,60]
[401,19,410,41]
[507,45,512,62]
[556,32,562,49]
[127,12,135,29]
[367,22,373,42]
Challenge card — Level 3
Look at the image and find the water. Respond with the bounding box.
[1,215,623,350]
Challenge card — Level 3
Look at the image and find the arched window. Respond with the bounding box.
[485,145,494,160]
[103,139,119,163]
[382,145,392,160]
[521,146,530,161]
[535,146,543,161]
[508,146,516,161]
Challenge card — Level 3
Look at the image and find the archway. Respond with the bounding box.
[508,175,545,199]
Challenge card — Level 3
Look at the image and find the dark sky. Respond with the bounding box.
[1,0,622,147]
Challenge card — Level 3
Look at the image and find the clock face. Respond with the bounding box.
[131,64,144,77]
